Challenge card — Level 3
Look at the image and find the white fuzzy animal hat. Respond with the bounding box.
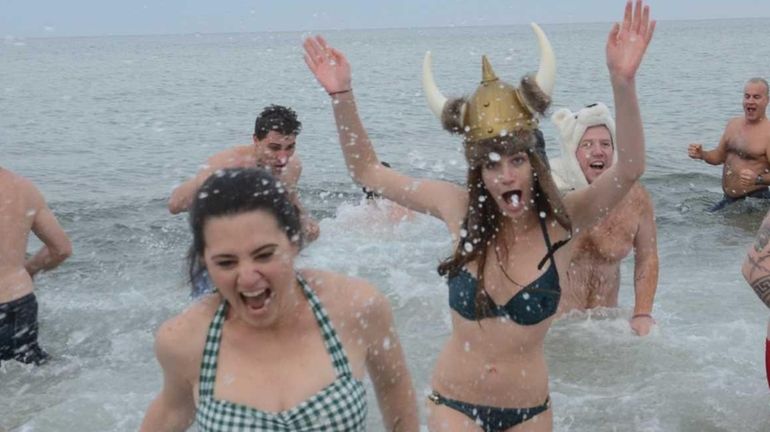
[549,102,617,191]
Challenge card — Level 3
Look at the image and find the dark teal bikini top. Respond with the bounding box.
[447,217,567,325]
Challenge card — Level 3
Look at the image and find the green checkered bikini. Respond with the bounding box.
[195,275,368,431]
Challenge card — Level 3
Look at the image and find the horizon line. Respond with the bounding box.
[6,15,770,41]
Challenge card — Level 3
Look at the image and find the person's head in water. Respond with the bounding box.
[363,161,392,200]
[552,102,617,186]
[253,105,302,173]
[187,168,303,326]
[743,77,769,123]
[423,24,569,282]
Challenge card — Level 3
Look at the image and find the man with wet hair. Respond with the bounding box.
[168,105,319,242]
[550,103,659,336]
[688,77,770,211]
[0,167,72,365]
[741,209,770,388]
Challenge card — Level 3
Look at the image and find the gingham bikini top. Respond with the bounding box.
[195,275,367,431]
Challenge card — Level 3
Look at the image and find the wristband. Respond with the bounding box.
[328,89,352,97]
[632,313,653,320]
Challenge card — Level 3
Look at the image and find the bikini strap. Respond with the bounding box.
[536,216,570,270]
[297,273,354,378]
[198,301,228,400]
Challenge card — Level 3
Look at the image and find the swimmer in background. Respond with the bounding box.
[687,78,770,211]
[168,105,320,242]
[0,167,72,366]
[550,102,659,336]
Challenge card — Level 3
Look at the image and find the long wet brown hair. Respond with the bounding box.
[436,76,571,316]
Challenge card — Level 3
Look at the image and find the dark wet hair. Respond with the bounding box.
[187,168,303,285]
[437,130,561,317]
[363,161,392,200]
[254,105,302,140]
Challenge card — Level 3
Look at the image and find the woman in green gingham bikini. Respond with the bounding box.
[140,168,419,431]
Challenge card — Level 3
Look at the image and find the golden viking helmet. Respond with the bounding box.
[422,23,556,141]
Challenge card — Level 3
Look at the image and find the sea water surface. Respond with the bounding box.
[2,19,770,431]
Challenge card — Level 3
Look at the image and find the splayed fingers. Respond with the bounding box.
[303,35,351,94]
[606,0,656,83]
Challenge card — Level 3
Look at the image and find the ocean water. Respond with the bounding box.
[2,19,770,431]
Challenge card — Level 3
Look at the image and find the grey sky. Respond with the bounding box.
[3,0,770,38]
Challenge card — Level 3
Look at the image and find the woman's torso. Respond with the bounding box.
[434,198,570,407]
[189,270,368,431]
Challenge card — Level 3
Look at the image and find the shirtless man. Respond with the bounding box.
[551,103,659,336]
[168,105,320,242]
[0,168,72,365]
[741,210,770,388]
[688,78,770,211]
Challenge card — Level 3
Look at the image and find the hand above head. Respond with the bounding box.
[606,0,656,85]
[303,35,352,95]
[687,143,703,160]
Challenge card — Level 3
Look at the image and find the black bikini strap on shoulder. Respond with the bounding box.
[536,216,570,270]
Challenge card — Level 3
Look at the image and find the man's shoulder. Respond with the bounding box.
[0,170,40,198]
[208,145,256,168]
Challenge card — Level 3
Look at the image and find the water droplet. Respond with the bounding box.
[488,152,501,162]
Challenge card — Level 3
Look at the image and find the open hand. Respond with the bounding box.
[687,143,703,160]
[606,0,656,85]
[303,35,351,94]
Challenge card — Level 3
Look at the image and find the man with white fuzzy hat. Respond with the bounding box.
[550,102,659,336]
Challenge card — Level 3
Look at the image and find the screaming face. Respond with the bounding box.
[481,151,534,218]
[254,130,297,174]
[203,210,299,328]
[575,125,614,184]
[743,81,769,123]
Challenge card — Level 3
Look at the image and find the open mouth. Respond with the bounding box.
[746,107,757,114]
[501,190,523,208]
[589,161,605,170]
[240,288,273,312]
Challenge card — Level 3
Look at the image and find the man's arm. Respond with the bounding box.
[168,152,232,214]
[742,211,770,308]
[25,186,72,277]
[630,188,659,336]
[693,122,731,165]
[282,157,320,243]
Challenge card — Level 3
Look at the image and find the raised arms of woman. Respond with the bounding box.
[303,36,467,227]
[564,0,656,233]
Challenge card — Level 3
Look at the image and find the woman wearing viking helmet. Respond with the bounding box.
[304,1,655,430]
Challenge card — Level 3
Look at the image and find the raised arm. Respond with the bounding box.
[362,289,419,431]
[742,211,770,309]
[630,187,659,336]
[25,186,72,278]
[139,319,197,432]
[564,0,655,233]
[303,36,466,225]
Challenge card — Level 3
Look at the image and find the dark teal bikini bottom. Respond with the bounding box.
[429,391,550,432]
